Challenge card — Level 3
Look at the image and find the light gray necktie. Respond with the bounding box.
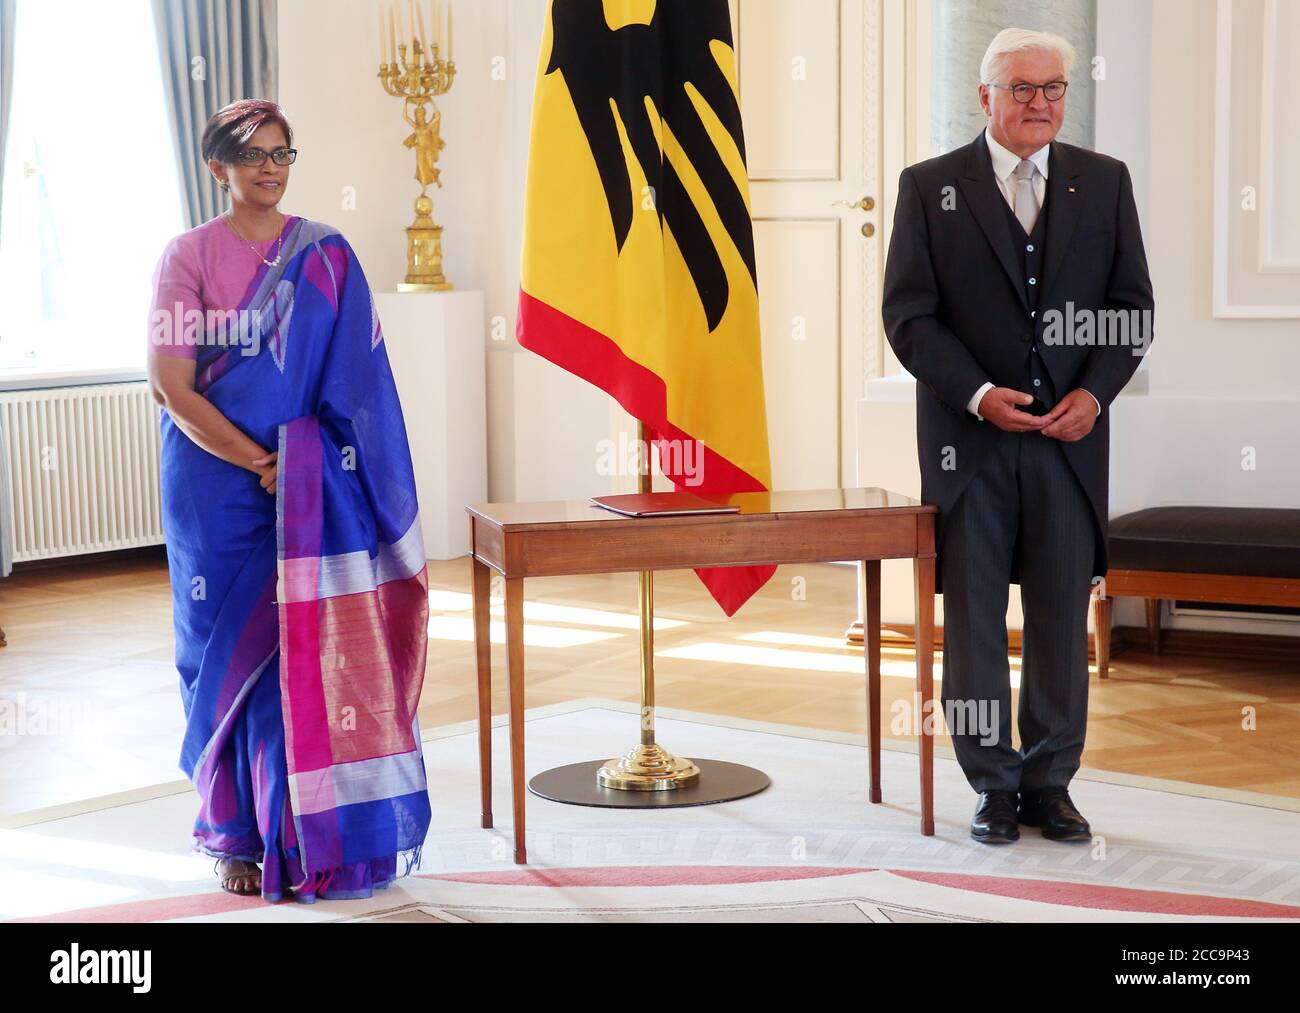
[1013,159,1040,234]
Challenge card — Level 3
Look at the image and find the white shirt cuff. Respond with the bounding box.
[968,382,995,421]
[1082,389,1101,416]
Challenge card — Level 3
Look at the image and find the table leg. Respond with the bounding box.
[1093,593,1112,680]
[862,560,882,804]
[1145,598,1163,656]
[914,555,936,836]
[471,555,493,829]
[505,576,527,864]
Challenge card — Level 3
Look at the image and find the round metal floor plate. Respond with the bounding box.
[528,759,771,809]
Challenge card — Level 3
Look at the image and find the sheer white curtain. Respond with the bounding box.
[0,0,14,235]
[0,0,186,376]
[0,0,13,578]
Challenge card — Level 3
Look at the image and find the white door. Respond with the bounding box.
[612,0,891,496]
[737,0,883,490]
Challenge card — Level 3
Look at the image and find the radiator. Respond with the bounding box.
[0,383,164,563]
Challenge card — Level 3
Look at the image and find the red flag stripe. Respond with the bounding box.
[518,289,775,616]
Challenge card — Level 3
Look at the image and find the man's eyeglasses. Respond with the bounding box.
[988,81,1069,103]
[235,147,298,167]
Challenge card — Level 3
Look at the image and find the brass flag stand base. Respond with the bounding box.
[529,759,769,809]
[527,421,771,809]
[598,739,700,791]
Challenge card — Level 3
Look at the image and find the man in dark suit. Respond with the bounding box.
[882,28,1154,844]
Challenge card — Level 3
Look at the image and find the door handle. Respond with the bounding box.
[833,195,875,211]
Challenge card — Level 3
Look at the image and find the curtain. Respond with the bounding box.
[152,0,278,230]
[0,406,10,579]
[0,0,15,239]
[1,0,16,579]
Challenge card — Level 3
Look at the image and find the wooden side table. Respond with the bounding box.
[467,488,939,864]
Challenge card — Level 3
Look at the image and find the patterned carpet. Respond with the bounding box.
[4,700,1300,922]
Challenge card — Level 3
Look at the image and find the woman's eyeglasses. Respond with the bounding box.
[235,147,298,167]
[988,81,1068,103]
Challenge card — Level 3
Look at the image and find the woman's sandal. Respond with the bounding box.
[215,858,262,896]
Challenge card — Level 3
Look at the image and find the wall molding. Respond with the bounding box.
[1256,0,1300,273]
[1212,0,1300,317]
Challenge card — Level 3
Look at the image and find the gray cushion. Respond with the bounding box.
[1108,507,1300,579]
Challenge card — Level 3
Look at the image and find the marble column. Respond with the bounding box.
[932,0,1097,155]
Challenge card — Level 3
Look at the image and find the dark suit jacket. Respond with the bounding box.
[881,130,1155,594]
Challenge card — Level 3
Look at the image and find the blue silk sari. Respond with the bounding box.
[160,218,432,903]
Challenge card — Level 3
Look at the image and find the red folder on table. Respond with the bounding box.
[590,492,741,518]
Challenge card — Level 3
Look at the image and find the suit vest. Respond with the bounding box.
[999,190,1057,413]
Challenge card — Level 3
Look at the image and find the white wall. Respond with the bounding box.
[278,0,611,506]
[1142,0,1300,396]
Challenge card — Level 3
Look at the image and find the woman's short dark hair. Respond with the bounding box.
[202,100,293,185]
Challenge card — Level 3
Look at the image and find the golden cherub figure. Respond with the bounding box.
[403,103,446,191]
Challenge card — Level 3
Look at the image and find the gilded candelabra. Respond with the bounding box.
[378,1,456,291]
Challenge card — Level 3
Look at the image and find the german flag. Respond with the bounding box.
[517,0,774,617]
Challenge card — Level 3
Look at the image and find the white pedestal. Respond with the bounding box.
[376,290,487,561]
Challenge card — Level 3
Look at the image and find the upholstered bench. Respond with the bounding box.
[1092,507,1300,678]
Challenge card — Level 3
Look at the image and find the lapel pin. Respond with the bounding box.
[1068,186,1077,193]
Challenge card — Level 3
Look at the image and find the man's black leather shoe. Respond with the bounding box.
[970,790,1020,843]
[1018,787,1091,841]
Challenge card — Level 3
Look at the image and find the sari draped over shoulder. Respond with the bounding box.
[160,218,431,903]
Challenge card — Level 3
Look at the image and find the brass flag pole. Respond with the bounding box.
[525,421,770,810]
[595,422,701,790]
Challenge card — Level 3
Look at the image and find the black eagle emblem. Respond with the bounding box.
[546,0,759,332]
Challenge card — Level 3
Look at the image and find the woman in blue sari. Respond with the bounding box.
[147,101,432,902]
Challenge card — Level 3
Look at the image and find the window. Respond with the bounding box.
[0,0,185,378]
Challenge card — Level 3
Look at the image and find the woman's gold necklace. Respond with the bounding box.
[223,211,285,268]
